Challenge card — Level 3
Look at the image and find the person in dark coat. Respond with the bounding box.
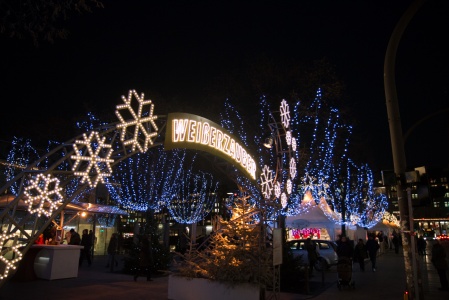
[79,229,92,266]
[336,236,354,258]
[134,235,153,281]
[106,233,119,269]
[305,238,319,275]
[353,238,368,271]
[365,234,380,271]
[68,229,80,245]
[417,236,427,256]
[431,240,449,291]
[392,231,400,254]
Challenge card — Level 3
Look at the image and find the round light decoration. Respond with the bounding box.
[285,131,292,146]
[289,157,297,179]
[281,193,287,208]
[274,181,281,198]
[292,137,297,152]
[24,174,64,217]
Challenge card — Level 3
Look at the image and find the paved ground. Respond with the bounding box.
[0,242,447,300]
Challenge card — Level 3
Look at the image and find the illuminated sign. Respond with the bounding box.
[164,113,257,180]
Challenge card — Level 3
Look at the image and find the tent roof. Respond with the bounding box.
[286,204,336,228]
[0,194,128,215]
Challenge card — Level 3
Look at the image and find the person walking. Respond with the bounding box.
[417,235,427,256]
[431,240,449,291]
[304,237,319,276]
[353,238,368,271]
[79,229,92,266]
[106,233,119,270]
[392,231,400,254]
[89,229,96,259]
[134,235,153,282]
[366,234,380,272]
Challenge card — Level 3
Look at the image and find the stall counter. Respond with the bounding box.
[32,244,84,280]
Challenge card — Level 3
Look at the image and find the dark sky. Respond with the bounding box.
[1,0,448,174]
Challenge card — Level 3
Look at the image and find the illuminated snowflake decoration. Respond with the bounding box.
[281,193,287,208]
[71,131,114,188]
[274,181,281,198]
[289,157,297,179]
[292,137,297,152]
[116,90,159,153]
[286,179,292,194]
[280,99,290,128]
[285,131,292,145]
[260,165,274,199]
[24,174,63,217]
[0,232,25,280]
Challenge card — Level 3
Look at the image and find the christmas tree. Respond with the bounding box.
[172,195,273,287]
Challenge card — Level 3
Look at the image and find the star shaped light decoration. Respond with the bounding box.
[0,232,25,280]
[280,99,290,128]
[24,174,63,217]
[260,165,274,199]
[71,131,114,188]
[116,90,159,153]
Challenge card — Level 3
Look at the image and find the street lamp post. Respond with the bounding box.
[384,0,425,299]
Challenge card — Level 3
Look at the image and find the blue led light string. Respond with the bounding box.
[5,137,41,195]
[167,159,219,224]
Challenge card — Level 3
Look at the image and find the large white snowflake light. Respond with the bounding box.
[280,99,290,128]
[71,131,114,188]
[24,174,63,217]
[116,90,159,153]
[260,165,274,199]
[0,232,25,280]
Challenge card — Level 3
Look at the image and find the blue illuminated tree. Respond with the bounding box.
[167,157,219,224]
[5,137,40,195]
[106,148,186,212]
[343,160,389,228]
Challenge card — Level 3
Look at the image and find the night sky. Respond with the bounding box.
[1,0,448,174]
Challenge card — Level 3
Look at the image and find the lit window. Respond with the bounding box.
[433,202,440,208]
[444,201,449,208]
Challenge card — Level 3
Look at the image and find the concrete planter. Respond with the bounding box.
[168,275,260,300]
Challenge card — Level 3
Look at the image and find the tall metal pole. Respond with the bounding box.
[384,0,426,299]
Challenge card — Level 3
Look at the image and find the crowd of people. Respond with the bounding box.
[333,231,448,291]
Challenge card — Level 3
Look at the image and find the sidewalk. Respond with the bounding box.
[281,248,448,300]
[0,248,447,300]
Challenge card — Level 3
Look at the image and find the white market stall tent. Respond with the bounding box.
[285,201,356,242]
